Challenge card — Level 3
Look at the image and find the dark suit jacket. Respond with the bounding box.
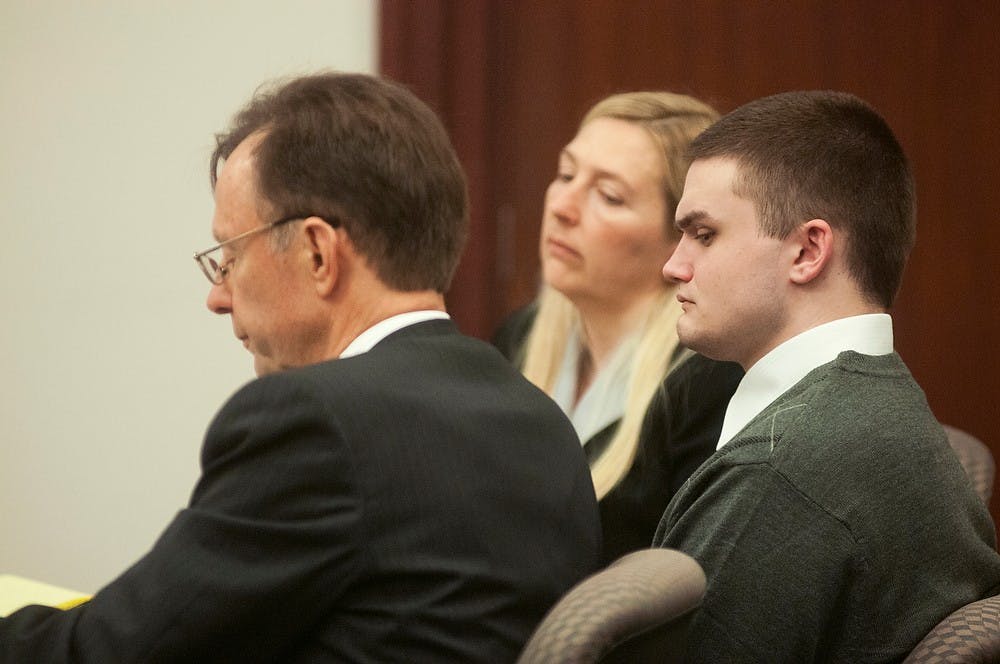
[494,304,742,564]
[0,320,602,663]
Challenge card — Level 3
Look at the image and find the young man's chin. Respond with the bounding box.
[677,327,731,364]
[675,320,701,350]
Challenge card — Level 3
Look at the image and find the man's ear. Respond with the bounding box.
[302,217,340,295]
[789,218,835,285]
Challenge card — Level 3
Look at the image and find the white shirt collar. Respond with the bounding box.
[552,326,639,445]
[338,310,450,359]
[716,313,894,449]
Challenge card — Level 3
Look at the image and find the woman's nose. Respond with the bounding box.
[546,181,581,226]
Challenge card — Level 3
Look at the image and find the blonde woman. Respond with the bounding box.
[495,91,743,563]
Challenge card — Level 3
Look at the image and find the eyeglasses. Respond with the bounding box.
[193,214,305,285]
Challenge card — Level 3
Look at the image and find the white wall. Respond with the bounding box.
[0,1,376,593]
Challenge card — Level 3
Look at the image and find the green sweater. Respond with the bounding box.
[654,351,1000,663]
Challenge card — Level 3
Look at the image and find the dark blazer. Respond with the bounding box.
[0,320,602,663]
[494,304,742,564]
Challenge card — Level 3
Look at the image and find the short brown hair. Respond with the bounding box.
[211,72,468,293]
[689,90,915,308]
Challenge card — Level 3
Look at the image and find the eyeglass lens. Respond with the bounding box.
[198,253,223,284]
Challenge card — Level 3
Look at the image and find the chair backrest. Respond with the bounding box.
[943,424,995,505]
[904,594,1000,663]
[516,548,705,664]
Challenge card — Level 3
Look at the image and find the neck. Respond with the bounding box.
[327,287,446,359]
[573,289,661,386]
[743,290,885,370]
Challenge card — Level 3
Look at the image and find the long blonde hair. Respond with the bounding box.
[521,91,719,499]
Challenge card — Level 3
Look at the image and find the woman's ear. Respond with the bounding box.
[789,218,835,285]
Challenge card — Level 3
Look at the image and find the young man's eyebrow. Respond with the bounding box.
[675,210,709,232]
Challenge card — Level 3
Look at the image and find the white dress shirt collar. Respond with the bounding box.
[338,310,450,359]
[717,313,894,449]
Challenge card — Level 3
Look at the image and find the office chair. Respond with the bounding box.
[904,594,1000,663]
[516,548,705,664]
[943,425,995,505]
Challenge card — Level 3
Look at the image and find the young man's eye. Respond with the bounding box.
[695,229,714,245]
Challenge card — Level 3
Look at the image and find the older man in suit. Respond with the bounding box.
[0,72,601,663]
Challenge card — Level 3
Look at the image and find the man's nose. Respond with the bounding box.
[662,240,693,283]
[206,282,232,315]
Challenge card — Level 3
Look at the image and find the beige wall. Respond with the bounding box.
[0,1,376,593]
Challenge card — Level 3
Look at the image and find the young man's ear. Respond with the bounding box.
[302,216,340,295]
[789,218,835,285]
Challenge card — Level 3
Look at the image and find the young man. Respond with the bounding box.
[0,73,601,663]
[654,90,1000,663]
